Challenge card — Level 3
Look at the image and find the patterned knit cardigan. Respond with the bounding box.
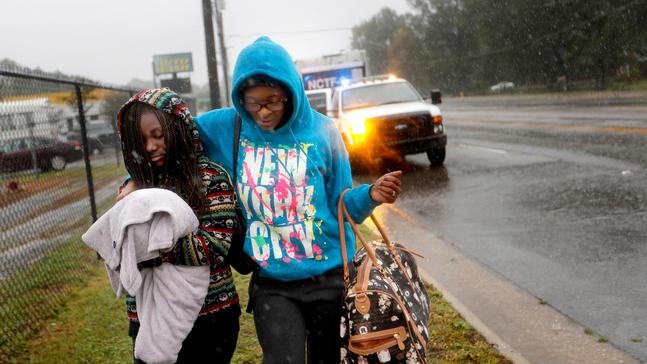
[127,156,239,320]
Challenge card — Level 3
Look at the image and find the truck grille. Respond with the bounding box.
[369,113,433,143]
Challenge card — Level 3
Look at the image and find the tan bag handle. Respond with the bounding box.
[338,188,395,284]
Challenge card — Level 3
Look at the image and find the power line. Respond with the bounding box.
[228,27,351,38]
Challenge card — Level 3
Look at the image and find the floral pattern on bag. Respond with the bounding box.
[341,243,430,363]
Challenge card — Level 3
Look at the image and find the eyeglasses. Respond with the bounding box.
[242,98,287,112]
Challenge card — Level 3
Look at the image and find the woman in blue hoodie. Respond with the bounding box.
[195,37,401,363]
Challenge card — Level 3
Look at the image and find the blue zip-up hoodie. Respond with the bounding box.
[195,36,378,281]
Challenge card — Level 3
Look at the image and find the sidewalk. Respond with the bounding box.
[371,204,639,364]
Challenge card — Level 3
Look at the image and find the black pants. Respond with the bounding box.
[250,269,344,364]
[129,304,241,364]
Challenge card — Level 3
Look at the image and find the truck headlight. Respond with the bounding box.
[349,116,367,136]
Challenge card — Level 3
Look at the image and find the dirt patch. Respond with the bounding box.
[0,175,79,209]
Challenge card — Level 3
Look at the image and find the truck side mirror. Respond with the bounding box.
[431,89,442,105]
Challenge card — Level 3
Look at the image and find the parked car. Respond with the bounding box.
[60,132,103,155]
[62,122,119,155]
[489,81,515,92]
[329,75,447,167]
[0,136,83,173]
[85,121,119,148]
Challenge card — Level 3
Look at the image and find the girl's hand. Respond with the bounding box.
[117,180,137,201]
[370,170,402,203]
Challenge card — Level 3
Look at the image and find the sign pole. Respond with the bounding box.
[202,0,221,109]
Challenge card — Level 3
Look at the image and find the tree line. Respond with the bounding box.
[351,0,647,95]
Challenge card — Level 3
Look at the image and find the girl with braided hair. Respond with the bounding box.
[116,88,241,364]
[119,102,206,211]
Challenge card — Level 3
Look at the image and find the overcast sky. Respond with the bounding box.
[1,0,411,87]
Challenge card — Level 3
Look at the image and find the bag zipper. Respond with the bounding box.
[348,326,407,355]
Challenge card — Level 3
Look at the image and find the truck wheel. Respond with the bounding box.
[427,147,446,167]
[49,155,67,171]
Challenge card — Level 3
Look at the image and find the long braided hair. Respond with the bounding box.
[119,102,206,212]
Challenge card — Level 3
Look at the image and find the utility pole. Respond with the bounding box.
[215,0,230,106]
[151,61,157,88]
[202,0,220,109]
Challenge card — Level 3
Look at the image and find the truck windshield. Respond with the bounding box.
[341,82,422,111]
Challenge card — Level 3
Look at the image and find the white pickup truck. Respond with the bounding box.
[327,75,446,166]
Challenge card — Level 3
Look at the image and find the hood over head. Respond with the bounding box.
[116,88,202,153]
[231,36,311,132]
[115,88,207,212]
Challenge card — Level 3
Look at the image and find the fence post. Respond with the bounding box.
[74,84,98,222]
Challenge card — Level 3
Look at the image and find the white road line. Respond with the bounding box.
[458,143,508,154]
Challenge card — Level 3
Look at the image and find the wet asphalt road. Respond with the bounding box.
[357,92,647,361]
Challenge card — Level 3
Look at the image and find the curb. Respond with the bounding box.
[359,219,527,363]
[417,268,530,364]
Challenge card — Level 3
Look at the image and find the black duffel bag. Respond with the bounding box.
[338,190,430,363]
[226,204,257,275]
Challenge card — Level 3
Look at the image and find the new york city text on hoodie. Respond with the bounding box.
[195,37,378,281]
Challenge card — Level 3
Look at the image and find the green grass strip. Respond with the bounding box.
[0,238,96,362]
[9,227,510,363]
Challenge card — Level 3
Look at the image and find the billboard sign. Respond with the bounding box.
[153,53,193,75]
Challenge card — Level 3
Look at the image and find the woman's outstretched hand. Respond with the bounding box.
[369,170,402,204]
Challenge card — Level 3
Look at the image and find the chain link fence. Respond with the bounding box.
[0,68,135,361]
